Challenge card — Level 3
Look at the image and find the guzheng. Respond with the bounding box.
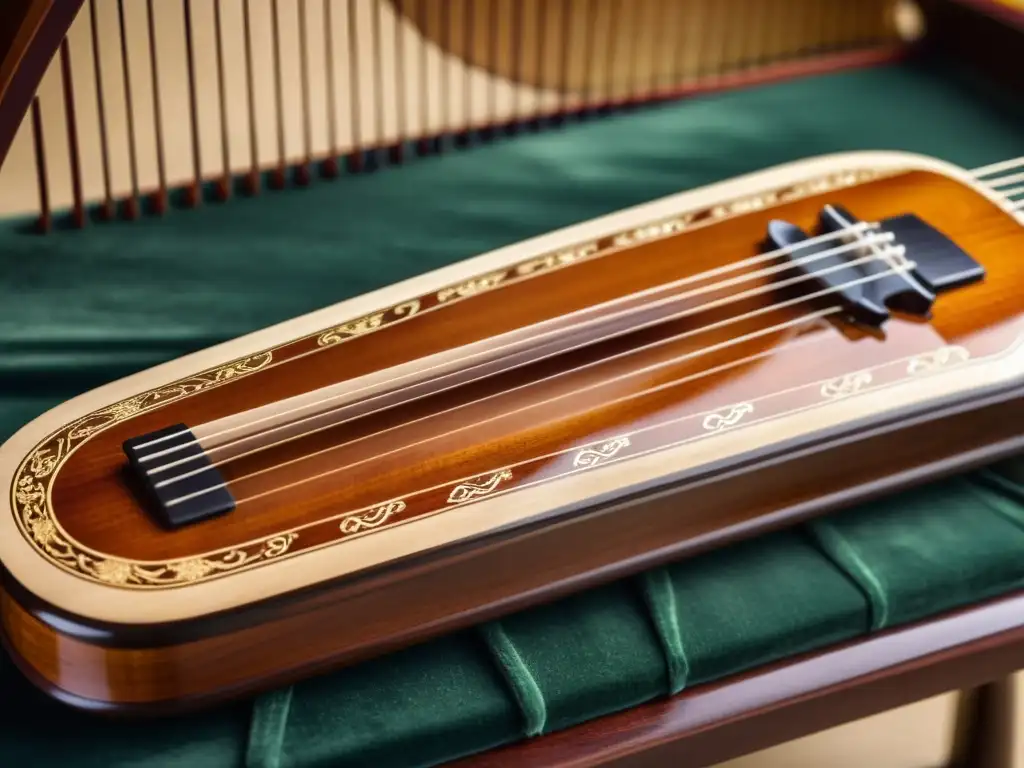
[0,0,1023,716]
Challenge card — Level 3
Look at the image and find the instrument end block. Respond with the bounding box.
[122,424,235,530]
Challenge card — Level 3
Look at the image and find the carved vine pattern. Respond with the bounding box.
[8,353,304,589]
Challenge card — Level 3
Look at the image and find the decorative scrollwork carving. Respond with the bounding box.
[516,244,599,275]
[573,437,631,468]
[317,300,422,346]
[437,271,507,303]
[317,312,386,345]
[339,501,406,534]
[820,371,873,400]
[447,470,514,504]
[907,346,970,375]
[702,403,754,432]
[10,352,285,590]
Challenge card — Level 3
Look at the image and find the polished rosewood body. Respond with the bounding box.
[2,151,1023,712]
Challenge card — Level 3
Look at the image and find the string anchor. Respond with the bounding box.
[763,202,986,328]
[123,424,235,529]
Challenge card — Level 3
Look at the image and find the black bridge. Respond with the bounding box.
[123,423,236,529]
[763,204,986,328]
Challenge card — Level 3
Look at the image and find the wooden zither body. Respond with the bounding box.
[1,150,1023,712]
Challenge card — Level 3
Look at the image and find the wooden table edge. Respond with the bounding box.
[453,590,1024,767]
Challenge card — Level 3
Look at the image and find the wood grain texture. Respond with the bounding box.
[3,389,1024,712]
[1,151,1023,712]
[43,169,1024,563]
[1,160,1023,711]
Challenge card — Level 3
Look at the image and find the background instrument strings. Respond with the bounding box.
[0,0,908,227]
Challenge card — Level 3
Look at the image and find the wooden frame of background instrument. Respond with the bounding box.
[1,149,1023,712]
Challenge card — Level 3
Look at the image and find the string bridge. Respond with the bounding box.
[762,204,986,328]
[123,425,235,529]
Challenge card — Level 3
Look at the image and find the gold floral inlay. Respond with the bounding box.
[318,312,385,344]
[515,243,599,276]
[317,300,422,346]
[702,403,755,432]
[339,501,406,534]
[10,352,286,590]
[820,371,873,400]
[573,437,631,469]
[437,271,508,303]
[907,345,970,375]
[89,535,299,587]
[447,470,514,504]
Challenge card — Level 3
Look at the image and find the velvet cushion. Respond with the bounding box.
[1,59,1023,767]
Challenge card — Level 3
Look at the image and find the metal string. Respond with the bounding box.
[149,236,901,486]
[146,236,894,473]
[120,154,1024,447]
[970,156,1024,179]
[162,258,915,508]
[229,308,843,508]
[134,223,884,464]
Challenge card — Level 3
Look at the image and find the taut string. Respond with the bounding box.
[988,172,1024,189]
[233,325,835,513]
[146,234,898,484]
[162,259,916,507]
[148,234,896,480]
[135,223,883,464]
[154,243,904,491]
[232,310,841,508]
[970,156,1024,178]
[130,152,1024,462]
[137,152,1024,501]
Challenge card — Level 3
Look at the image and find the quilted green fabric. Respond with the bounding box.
[1,58,1022,767]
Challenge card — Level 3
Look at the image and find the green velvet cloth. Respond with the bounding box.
[1,59,1024,767]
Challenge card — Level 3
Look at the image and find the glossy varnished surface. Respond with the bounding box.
[4,391,1024,708]
[2,153,1024,710]
[42,169,1024,566]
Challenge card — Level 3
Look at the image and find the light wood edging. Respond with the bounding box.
[1,150,1022,627]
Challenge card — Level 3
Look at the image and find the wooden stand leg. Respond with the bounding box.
[948,676,1017,768]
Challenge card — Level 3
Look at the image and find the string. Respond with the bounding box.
[823,206,917,291]
[172,307,839,508]
[136,156,1024,500]
[228,308,843,509]
[152,242,903,489]
[147,233,895,478]
[230,322,836,514]
[162,258,915,506]
[988,171,1024,189]
[970,156,1024,178]
[133,222,881,459]
[966,159,1024,214]
[136,137,1024,463]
